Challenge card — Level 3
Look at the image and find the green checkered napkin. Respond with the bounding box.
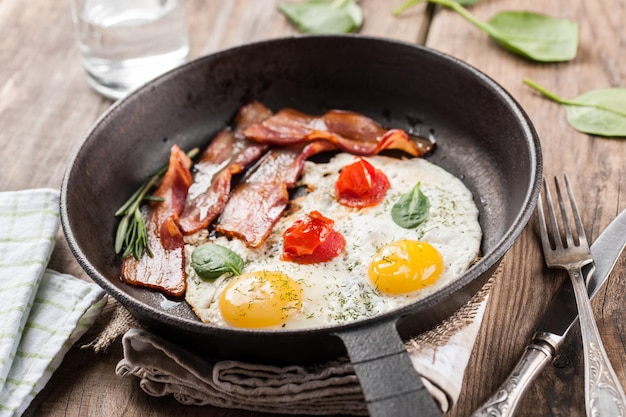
[0,189,106,417]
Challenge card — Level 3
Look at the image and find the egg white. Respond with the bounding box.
[185,153,482,330]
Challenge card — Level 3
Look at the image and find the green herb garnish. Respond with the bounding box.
[524,79,626,137]
[394,0,578,62]
[391,182,430,229]
[191,243,244,280]
[114,173,165,259]
[279,0,363,34]
[114,148,199,259]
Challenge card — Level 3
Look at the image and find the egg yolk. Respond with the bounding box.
[218,271,303,328]
[368,240,443,295]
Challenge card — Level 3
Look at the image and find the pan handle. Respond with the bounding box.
[335,318,441,417]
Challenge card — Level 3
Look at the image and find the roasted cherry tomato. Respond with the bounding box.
[281,211,346,264]
[335,157,390,208]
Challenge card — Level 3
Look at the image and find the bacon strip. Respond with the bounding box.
[121,145,193,297]
[242,108,435,157]
[178,102,272,235]
[215,141,337,248]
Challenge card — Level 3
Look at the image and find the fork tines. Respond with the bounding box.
[538,173,589,252]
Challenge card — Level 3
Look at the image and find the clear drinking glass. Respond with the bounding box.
[70,0,190,100]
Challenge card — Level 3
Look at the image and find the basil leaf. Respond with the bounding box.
[391,183,430,229]
[393,0,578,62]
[525,79,626,137]
[279,0,363,34]
[191,243,244,280]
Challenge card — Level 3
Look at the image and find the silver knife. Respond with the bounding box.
[472,208,626,417]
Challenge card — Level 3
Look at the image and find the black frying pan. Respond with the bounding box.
[61,35,542,417]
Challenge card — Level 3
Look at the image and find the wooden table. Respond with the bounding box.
[2,0,625,416]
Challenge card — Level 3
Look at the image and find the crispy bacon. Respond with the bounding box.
[215,141,337,248]
[242,108,435,157]
[120,103,436,293]
[121,145,193,297]
[178,102,272,235]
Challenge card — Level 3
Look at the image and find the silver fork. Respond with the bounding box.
[538,173,626,417]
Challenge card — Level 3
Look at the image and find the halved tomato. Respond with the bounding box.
[281,211,345,264]
[335,157,390,208]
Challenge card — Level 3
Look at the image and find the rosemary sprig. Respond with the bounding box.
[114,148,199,259]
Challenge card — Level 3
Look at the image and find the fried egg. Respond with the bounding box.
[185,153,482,330]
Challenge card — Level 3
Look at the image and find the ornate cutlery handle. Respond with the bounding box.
[471,341,554,417]
[569,267,626,417]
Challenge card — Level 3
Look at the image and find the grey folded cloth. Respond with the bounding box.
[115,277,494,415]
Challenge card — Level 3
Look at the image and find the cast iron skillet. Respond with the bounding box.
[61,35,542,417]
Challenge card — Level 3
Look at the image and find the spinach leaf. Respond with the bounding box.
[191,243,244,280]
[393,0,578,62]
[279,0,363,34]
[391,183,430,229]
[524,79,626,137]
[486,11,578,62]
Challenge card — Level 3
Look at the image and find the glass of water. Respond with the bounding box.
[70,0,190,100]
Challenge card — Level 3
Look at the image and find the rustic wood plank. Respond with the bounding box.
[0,1,113,192]
[421,1,626,416]
[193,0,429,56]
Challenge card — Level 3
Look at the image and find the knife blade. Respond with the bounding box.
[472,208,626,417]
